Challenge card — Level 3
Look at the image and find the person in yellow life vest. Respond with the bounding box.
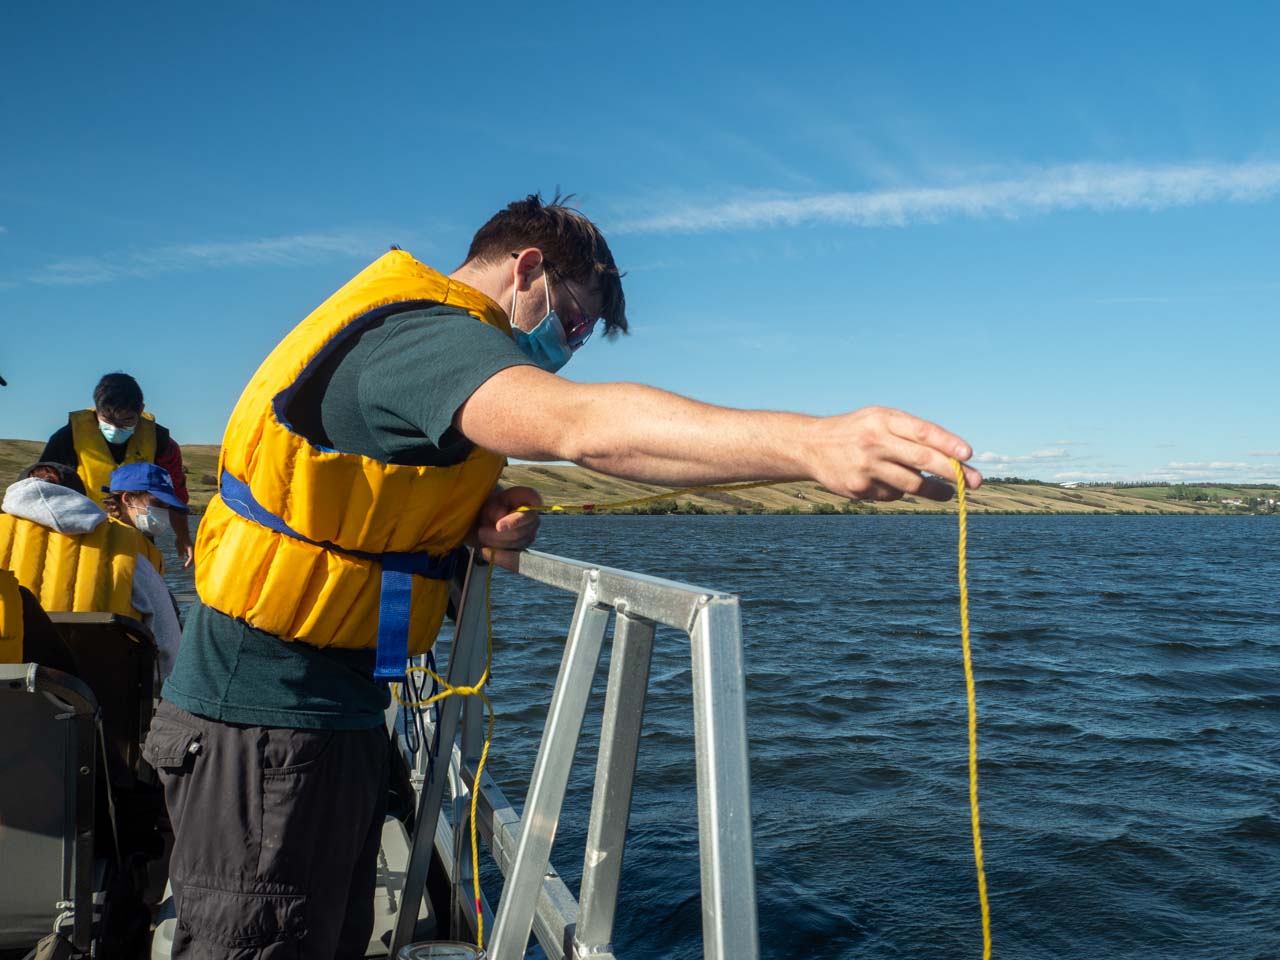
[0,568,81,676]
[41,372,196,568]
[0,467,183,680]
[145,193,982,960]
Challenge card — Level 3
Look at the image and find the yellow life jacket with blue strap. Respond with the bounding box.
[194,250,510,677]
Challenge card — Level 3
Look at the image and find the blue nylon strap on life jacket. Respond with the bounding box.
[218,470,463,680]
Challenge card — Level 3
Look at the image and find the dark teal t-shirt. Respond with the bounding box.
[162,305,532,729]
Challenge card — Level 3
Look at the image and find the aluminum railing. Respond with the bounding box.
[389,547,760,960]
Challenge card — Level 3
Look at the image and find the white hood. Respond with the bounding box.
[2,478,107,535]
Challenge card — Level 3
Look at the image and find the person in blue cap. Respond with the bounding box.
[100,464,186,678]
[103,463,189,542]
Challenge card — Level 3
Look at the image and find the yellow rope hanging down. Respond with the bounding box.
[392,564,497,951]
[507,464,991,955]
[953,457,992,959]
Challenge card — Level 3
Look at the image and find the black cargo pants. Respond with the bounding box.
[144,701,390,959]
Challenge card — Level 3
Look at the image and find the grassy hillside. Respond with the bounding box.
[498,465,1278,516]
[3,439,1274,516]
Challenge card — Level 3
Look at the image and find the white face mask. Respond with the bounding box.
[99,418,136,444]
[134,504,170,537]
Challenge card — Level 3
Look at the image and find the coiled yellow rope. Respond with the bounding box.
[954,457,992,959]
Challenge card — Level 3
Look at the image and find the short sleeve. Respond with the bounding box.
[357,307,533,459]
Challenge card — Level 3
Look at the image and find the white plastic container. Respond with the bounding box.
[397,942,483,960]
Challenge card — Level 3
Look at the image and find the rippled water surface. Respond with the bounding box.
[167,515,1280,959]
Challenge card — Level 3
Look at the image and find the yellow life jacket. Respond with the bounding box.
[0,514,164,622]
[0,569,22,664]
[70,408,158,506]
[195,250,510,666]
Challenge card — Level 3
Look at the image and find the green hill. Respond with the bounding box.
[4,438,1274,516]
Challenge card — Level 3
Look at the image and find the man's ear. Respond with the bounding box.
[512,248,545,293]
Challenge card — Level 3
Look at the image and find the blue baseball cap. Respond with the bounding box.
[105,463,189,512]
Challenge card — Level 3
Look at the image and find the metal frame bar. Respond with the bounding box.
[575,611,655,956]
[452,572,492,938]
[389,555,490,957]
[688,598,757,960]
[396,547,760,960]
[488,571,611,960]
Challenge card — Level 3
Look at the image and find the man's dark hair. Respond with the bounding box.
[464,193,628,336]
[93,372,144,419]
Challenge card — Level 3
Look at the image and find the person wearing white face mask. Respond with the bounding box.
[147,192,981,960]
[39,372,196,568]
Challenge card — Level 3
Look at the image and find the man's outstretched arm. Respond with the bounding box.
[456,366,982,502]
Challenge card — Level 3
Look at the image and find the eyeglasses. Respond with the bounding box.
[554,279,600,351]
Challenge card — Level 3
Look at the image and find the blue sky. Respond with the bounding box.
[2,2,1278,484]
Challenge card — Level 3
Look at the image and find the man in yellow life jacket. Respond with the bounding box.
[41,372,196,568]
[146,193,984,959]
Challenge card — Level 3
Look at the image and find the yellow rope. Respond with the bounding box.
[392,564,497,951]
[953,457,992,959]
[412,465,988,953]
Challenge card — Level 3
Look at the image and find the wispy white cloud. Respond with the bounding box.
[613,160,1280,234]
[1167,461,1250,471]
[1248,449,1280,457]
[975,447,1071,466]
[18,230,381,287]
[1138,460,1280,483]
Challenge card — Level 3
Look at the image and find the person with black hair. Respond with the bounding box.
[40,372,195,567]
[147,193,983,959]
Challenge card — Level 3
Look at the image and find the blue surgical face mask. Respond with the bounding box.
[134,504,170,538]
[98,418,136,444]
[510,275,572,373]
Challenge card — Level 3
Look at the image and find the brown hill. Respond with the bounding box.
[5,439,1268,516]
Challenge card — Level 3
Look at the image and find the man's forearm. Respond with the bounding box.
[560,382,816,486]
[458,365,980,501]
[170,509,192,544]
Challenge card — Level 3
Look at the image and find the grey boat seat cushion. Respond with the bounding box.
[0,664,98,951]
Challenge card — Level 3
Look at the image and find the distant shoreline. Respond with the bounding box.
[4,439,1276,517]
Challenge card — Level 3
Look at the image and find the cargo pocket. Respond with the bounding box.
[258,729,338,879]
[177,883,308,953]
[142,713,203,773]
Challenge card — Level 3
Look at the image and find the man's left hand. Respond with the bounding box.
[469,486,542,559]
[175,534,195,569]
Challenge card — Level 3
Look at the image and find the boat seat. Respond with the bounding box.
[0,663,98,953]
[48,612,157,788]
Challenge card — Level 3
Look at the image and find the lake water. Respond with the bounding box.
[165,515,1279,960]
